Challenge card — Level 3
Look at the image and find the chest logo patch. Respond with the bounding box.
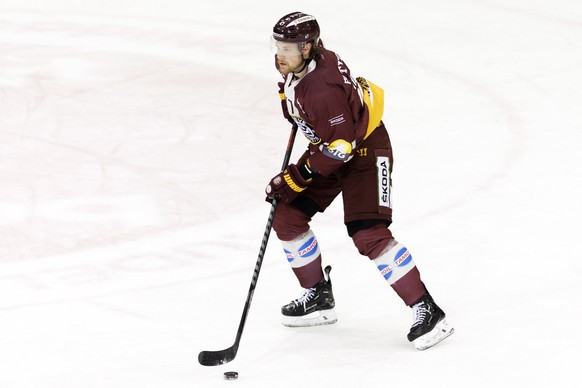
[293,117,321,144]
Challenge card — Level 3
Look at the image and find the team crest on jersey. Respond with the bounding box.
[293,117,321,144]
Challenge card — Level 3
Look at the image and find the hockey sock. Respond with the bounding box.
[372,240,426,305]
[391,267,426,306]
[292,257,323,288]
[281,229,323,288]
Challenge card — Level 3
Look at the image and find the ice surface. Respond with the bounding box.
[1,1,581,387]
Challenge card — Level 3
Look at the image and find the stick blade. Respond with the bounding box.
[198,346,237,366]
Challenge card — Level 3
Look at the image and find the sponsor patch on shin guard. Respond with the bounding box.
[373,241,415,284]
[281,229,321,268]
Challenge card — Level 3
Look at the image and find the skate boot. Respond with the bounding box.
[281,265,337,327]
[407,293,454,350]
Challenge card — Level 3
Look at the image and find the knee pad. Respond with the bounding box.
[280,229,321,269]
[273,203,311,241]
[372,240,416,286]
[351,223,393,258]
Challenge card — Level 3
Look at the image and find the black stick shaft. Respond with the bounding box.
[198,124,298,366]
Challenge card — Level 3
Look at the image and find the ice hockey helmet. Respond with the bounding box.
[273,12,320,45]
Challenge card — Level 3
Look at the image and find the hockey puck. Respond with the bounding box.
[223,371,238,380]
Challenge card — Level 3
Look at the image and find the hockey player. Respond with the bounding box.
[265,12,454,350]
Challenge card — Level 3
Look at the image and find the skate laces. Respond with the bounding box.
[293,287,316,307]
[411,301,429,327]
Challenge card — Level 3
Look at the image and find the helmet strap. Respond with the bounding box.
[292,41,314,76]
[293,57,312,78]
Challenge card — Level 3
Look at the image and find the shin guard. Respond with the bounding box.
[372,240,426,305]
[373,240,416,285]
[281,229,323,287]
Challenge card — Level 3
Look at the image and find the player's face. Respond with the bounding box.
[274,41,305,75]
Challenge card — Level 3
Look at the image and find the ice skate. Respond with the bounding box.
[407,293,454,350]
[281,265,337,327]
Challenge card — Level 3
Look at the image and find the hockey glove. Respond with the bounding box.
[266,162,313,204]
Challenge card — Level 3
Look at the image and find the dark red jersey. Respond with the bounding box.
[280,47,384,176]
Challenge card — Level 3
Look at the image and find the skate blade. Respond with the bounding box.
[413,318,454,350]
[282,309,338,327]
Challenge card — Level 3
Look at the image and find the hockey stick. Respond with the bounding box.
[198,124,299,366]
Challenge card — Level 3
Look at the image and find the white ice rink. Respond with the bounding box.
[1,0,581,387]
